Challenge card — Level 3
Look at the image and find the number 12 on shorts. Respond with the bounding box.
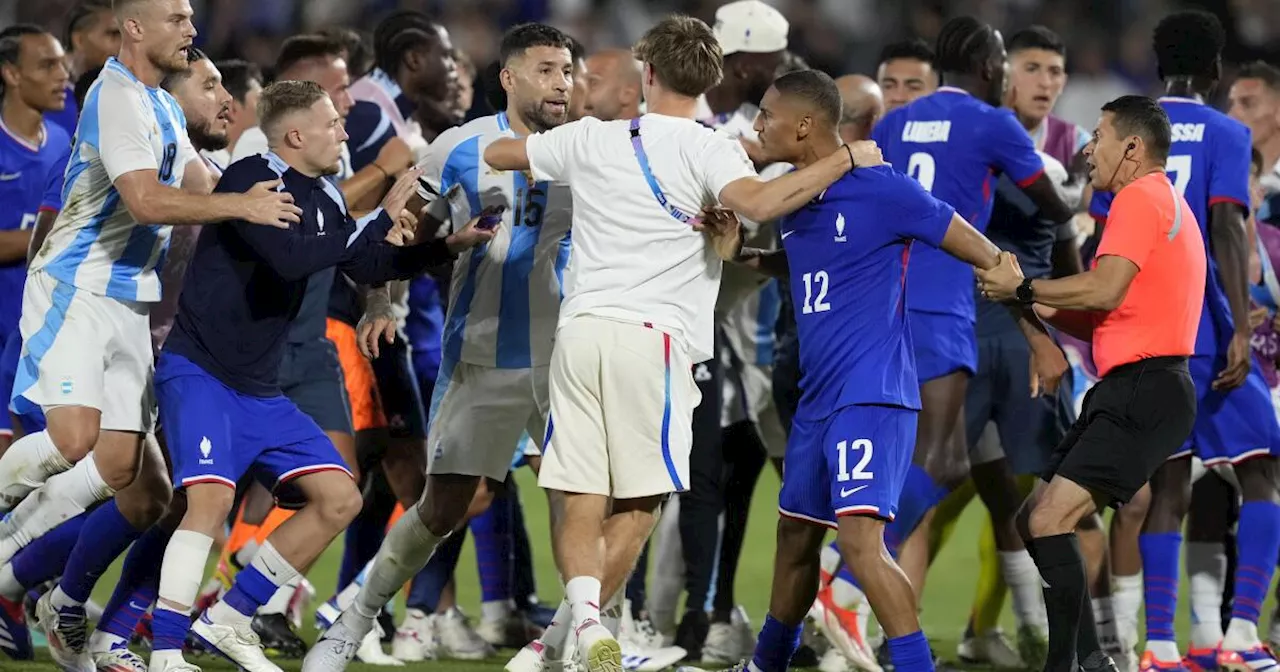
[836,438,873,482]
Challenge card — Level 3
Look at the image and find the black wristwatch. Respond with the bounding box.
[1015,278,1036,305]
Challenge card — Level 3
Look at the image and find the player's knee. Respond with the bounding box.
[115,476,173,528]
[1025,496,1075,538]
[420,476,477,537]
[834,515,889,566]
[315,480,363,531]
[774,516,824,569]
[182,484,237,535]
[45,416,99,463]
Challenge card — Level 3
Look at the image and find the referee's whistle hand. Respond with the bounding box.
[1211,332,1252,391]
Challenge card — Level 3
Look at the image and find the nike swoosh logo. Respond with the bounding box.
[0,173,20,181]
[839,485,868,497]
[781,230,795,240]
[128,601,149,611]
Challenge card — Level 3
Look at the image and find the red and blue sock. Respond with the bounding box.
[1139,532,1182,643]
[1231,501,1280,625]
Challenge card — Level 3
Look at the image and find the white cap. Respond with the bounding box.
[713,0,789,56]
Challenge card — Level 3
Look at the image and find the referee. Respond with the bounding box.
[978,95,1204,672]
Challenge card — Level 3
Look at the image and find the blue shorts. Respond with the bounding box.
[0,330,45,435]
[157,352,352,508]
[1175,355,1280,466]
[778,404,917,527]
[909,311,977,383]
[965,328,1073,475]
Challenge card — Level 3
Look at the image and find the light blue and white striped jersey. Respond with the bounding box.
[30,57,196,303]
[417,113,573,369]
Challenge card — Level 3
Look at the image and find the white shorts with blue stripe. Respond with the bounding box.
[538,315,699,499]
[12,269,155,433]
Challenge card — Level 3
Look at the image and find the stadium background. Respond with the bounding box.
[3,0,1278,669]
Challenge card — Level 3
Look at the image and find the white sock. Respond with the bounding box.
[1144,639,1181,662]
[1112,572,1143,648]
[1187,542,1227,649]
[1092,597,1121,655]
[0,562,23,600]
[566,576,602,631]
[0,457,111,565]
[999,550,1048,631]
[158,530,214,612]
[259,575,300,616]
[89,629,128,654]
[0,430,72,513]
[538,600,572,659]
[481,599,513,623]
[355,509,445,620]
[1224,618,1262,651]
[601,590,623,636]
[234,539,259,569]
[647,499,682,633]
[50,584,83,610]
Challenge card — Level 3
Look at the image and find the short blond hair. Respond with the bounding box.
[258,80,328,140]
[633,15,722,97]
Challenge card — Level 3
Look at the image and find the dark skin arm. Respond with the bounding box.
[0,229,32,264]
[735,247,789,278]
[1051,234,1084,278]
[1208,201,1252,390]
[1020,173,1076,227]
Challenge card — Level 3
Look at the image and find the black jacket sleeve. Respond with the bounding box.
[337,209,457,284]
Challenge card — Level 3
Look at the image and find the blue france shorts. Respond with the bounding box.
[909,310,978,383]
[778,403,918,527]
[157,352,352,508]
[1174,355,1280,466]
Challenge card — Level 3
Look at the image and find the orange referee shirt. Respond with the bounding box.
[1091,171,1206,377]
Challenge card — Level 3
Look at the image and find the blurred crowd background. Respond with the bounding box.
[5,0,1280,131]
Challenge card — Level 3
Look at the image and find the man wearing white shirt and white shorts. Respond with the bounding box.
[476,14,876,672]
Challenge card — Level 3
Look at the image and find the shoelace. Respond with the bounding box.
[56,607,88,652]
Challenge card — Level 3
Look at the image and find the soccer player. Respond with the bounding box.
[303,21,581,671]
[482,15,876,672]
[935,24,1092,668]
[1088,12,1280,672]
[0,25,71,452]
[204,59,262,169]
[876,38,937,113]
[1229,61,1280,194]
[567,37,589,122]
[46,0,119,137]
[145,79,492,672]
[860,12,1076,593]
[683,68,1064,672]
[584,49,642,122]
[0,0,301,664]
[980,93,1204,672]
[0,46,233,670]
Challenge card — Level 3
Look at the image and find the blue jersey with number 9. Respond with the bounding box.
[779,166,955,421]
[1088,96,1252,357]
[872,87,1045,320]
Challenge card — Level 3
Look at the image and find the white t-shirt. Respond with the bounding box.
[526,113,757,362]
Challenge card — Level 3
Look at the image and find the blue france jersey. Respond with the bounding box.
[0,120,70,338]
[29,58,196,302]
[872,87,1045,319]
[1088,96,1252,357]
[416,112,573,370]
[782,165,955,420]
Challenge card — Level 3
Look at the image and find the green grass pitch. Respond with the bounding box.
[6,468,1233,671]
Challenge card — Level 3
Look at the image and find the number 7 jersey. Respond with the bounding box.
[872,87,1045,319]
[29,58,196,303]
[1088,96,1253,357]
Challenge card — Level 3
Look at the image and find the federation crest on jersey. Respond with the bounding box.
[317,210,326,235]
[199,436,213,464]
[834,212,847,243]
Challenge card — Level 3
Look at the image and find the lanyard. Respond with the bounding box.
[629,118,701,225]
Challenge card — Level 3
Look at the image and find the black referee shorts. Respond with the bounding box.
[1042,355,1195,506]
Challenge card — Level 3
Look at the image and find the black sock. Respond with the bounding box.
[1077,581,1104,664]
[1028,533,1087,672]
